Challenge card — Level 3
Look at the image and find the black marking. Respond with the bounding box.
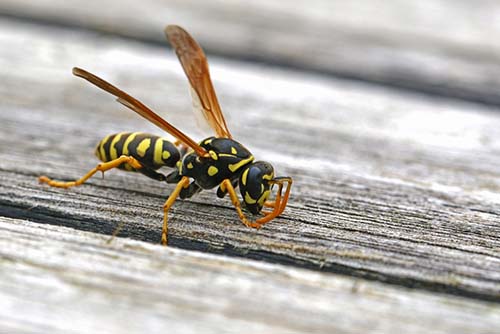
[239,161,274,214]
[179,137,254,189]
[95,132,181,180]
[101,134,114,162]
[114,133,128,157]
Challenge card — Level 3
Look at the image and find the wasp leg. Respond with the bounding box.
[270,177,293,217]
[216,179,238,198]
[166,168,182,184]
[137,166,167,182]
[39,155,143,188]
[110,162,176,240]
[263,201,276,208]
[180,181,202,199]
[162,176,190,245]
[221,177,292,229]
[250,177,292,221]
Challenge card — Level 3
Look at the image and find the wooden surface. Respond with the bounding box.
[1,0,500,105]
[0,2,500,333]
[1,217,499,334]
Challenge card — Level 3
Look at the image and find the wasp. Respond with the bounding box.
[39,25,292,245]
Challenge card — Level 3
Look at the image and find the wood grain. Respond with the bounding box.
[1,17,499,312]
[1,217,500,334]
[1,0,500,105]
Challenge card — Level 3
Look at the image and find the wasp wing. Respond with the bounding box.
[72,67,207,157]
[165,25,232,139]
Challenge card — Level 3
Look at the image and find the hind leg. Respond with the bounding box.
[39,155,143,188]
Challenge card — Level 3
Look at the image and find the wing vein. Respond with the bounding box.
[72,67,206,156]
[165,25,232,139]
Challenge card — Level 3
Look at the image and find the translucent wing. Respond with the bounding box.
[72,67,207,157]
[165,25,232,139]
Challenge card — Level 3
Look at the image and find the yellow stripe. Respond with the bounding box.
[109,133,124,160]
[94,144,101,160]
[154,138,164,165]
[122,132,139,156]
[245,192,257,204]
[258,190,270,206]
[137,138,151,158]
[241,168,249,186]
[228,156,254,172]
[99,134,111,161]
[177,160,183,174]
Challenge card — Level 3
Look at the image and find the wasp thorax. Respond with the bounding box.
[174,137,254,190]
[239,161,275,214]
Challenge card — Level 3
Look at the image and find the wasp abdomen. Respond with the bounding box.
[95,132,180,171]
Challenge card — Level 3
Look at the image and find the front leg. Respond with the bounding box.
[221,179,289,229]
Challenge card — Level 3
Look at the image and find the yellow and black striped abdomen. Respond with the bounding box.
[95,132,180,171]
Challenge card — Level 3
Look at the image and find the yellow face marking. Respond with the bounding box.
[244,192,257,204]
[137,138,151,158]
[241,168,249,186]
[98,134,111,161]
[154,138,165,165]
[258,190,270,206]
[231,147,237,154]
[122,132,139,156]
[208,166,218,176]
[228,156,254,172]
[109,133,124,160]
[204,138,213,145]
[209,150,218,160]
[187,162,194,169]
[263,172,274,180]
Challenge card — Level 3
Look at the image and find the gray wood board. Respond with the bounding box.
[1,217,500,334]
[0,19,500,305]
[0,0,499,105]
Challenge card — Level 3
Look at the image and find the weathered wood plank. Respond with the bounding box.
[0,18,500,305]
[0,0,500,105]
[1,217,499,334]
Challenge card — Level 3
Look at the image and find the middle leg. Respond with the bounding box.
[161,176,190,245]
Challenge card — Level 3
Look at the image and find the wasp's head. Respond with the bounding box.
[239,161,274,214]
